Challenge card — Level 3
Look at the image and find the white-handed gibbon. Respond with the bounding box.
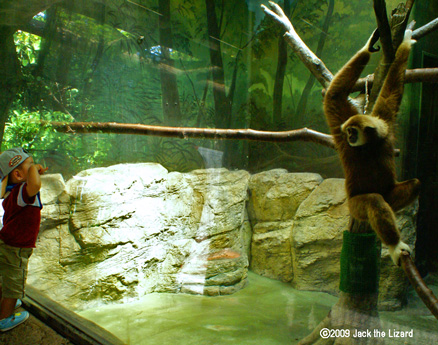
[323,29,420,266]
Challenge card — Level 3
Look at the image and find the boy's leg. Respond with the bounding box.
[0,242,33,320]
[0,243,32,331]
[0,298,17,320]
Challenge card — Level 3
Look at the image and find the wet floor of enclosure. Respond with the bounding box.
[79,272,438,345]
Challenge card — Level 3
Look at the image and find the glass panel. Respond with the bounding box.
[1,0,437,343]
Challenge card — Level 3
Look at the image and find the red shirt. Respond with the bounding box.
[0,183,42,248]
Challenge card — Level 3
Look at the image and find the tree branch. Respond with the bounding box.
[46,121,335,148]
[374,0,395,62]
[262,1,438,96]
[412,16,438,40]
[295,0,334,121]
[400,252,438,320]
[261,1,333,88]
[353,68,438,92]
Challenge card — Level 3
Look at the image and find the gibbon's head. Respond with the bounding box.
[341,115,388,147]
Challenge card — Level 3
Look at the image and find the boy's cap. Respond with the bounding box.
[0,147,30,198]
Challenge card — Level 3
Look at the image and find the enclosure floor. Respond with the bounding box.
[80,272,335,345]
[79,272,438,345]
[1,272,436,345]
[0,307,72,345]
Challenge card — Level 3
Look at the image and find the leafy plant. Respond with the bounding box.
[14,31,41,67]
[2,109,111,176]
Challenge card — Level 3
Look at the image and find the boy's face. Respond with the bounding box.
[9,157,34,184]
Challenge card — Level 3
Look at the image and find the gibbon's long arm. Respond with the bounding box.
[324,30,380,142]
[373,30,416,125]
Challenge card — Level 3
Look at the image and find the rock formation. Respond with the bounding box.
[28,164,251,310]
[248,170,417,310]
[22,164,417,311]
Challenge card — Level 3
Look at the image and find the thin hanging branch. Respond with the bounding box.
[46,121,335,148]
[400,252,438,320]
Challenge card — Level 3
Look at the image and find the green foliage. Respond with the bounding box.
[2,109,110,176]
[5,0,383,176]
[3,110,70,151]
[14,31,41,67]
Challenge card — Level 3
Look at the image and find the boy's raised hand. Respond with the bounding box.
[35,164,49,175]
[26,163,48,197]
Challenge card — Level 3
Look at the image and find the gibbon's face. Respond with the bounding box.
[341,115,388,147]
[343,125,366,146]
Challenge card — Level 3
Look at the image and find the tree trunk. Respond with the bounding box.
[0,27,22,150]
[159,0,182,126]
[299,221,384,345]
[272,0,291,128]
[205,0,232,129]
[79,2,105,120]
[27,6,57,112]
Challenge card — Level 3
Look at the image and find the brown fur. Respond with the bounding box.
[323,31,420,249]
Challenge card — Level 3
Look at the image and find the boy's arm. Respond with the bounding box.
[26,164,48,197]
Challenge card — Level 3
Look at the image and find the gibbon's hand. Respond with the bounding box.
[388,241,412,266]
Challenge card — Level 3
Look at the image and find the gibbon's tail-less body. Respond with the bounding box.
[323,29,420,266]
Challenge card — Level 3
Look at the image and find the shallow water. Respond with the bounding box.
[79,272,437,345]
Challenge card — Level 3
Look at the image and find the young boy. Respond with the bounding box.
[0,147,48,331]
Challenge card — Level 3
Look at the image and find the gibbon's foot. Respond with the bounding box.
[403,29,416,45]
[388,241,412,266]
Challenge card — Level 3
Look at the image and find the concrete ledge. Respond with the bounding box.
[23,285,125,345]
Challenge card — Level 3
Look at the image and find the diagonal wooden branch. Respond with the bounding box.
[412,16,438,40]
[400,252,438,320]
[261,1,333,88]
[46,121,335,148]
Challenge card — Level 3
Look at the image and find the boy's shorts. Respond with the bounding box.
[0,239,33,299]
